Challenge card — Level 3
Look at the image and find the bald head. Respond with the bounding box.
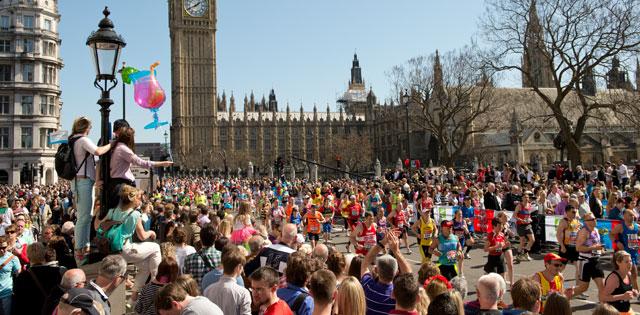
[60,268,86,289]
[313,244,329,262]
[281,223,297,245]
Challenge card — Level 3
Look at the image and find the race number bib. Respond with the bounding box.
[446,250,457,264]
[363,235,376,249]
[628,234,639,249]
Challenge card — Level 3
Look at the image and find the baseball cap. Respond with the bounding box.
[441,220,453,228]
[60,288,105,315]
[543,253,567,263]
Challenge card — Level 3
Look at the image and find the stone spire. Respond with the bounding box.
[607,55,634,90]
[220,91,227,112]
[522,0,554,88]
[581,63,596,96]
[250,91,255,111]
[268,89,278,112]
[229,92,235,112]
[433,50,447,97]
[349,53,365,90]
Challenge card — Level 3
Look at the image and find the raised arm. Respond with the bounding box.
[387,231,412,274]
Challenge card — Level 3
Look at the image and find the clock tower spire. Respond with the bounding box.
[169,0,218,168]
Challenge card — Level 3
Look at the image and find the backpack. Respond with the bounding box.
[94,209,135,254]
[55,136,89,180]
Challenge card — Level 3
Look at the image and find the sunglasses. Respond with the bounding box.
[584,219,595,222]
[551,263,564,267]
[6,231,15,234]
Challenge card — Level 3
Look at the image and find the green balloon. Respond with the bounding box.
[121,66,139,84]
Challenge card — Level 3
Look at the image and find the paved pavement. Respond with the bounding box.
[325,226,640,315]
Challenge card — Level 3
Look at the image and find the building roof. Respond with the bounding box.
[216,111,365,122]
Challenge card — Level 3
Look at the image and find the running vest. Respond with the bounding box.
[516,203,533,225]
[453,220,466,240]
[356,223,377,255]
[607,271,633,313]
[377,217,388,233]
[437,234,459,266]
[305,212,323,234]
[537,272,563,311]
[563,218,581,246]
[579,226,602,258]
[419,217,435,246]
[620,222,639,251]
[487,231,505,256]
[394,210,406,229]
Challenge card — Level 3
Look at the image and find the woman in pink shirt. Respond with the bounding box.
[108,127,172,210]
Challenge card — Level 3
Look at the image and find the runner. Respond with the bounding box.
[411,207,437,264]
[345,195,362,253]
[531,253,573,312]
[572,212,606,301]
[387,197,412,254]
[350,211,377,256]
[556,204,581,284]
[303,204,325,249]
[453,209,473,275]
[460,196,475,259]
[429,220,462,280]
[514,191,535,262]
[610,208,640,291]
[321,196,336,244]
[496,211,516,287]
[484,218,507,278]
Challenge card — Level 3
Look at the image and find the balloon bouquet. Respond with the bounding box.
[121,62,168,129]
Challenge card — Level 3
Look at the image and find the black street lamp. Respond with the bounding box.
[87,7,126,219]
[402,89,411,171]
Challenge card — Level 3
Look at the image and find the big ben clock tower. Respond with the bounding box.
[169,0,218,168]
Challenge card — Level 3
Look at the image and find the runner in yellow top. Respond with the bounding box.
[411,207,437,263]
[531,253,573,312]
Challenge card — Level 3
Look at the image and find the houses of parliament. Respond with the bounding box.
[169,0,640,173]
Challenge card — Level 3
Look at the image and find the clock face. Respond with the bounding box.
[184,0,209,17]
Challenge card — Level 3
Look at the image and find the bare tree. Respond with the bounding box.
[327,133,373,172]
[482,0,640,167]
[388,46,499,167]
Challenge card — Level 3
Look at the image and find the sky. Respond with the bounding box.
[59,0,489,143]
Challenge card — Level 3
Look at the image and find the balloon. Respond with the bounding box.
[120,66,139,84]
[129,62,168,129]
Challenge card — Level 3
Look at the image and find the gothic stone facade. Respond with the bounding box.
[170,0,640,172]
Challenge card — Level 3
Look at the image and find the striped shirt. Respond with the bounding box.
[361,273,395,315]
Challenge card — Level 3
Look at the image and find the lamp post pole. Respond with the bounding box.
[119,61,126,119]
[402,90,411,171]
[87,7,126,219]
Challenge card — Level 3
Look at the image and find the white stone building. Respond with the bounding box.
[0,0,62,185]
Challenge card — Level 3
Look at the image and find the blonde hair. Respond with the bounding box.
[415,287,430,315]
[450,291,465,315]
[613,250,631,270]
[119,185,139,206]
[336,276,366,315]
[592,303,621,315]
[160,242,176,260]
[72,116,91,135]
[425,278,450,301]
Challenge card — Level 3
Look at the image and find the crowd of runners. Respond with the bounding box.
[0,159,637,314]
[2,116,640,314]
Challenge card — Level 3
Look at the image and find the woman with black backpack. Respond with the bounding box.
[68,117,111,264]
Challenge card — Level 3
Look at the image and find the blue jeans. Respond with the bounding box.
[71,178,94,250]
[0,295,11,315]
